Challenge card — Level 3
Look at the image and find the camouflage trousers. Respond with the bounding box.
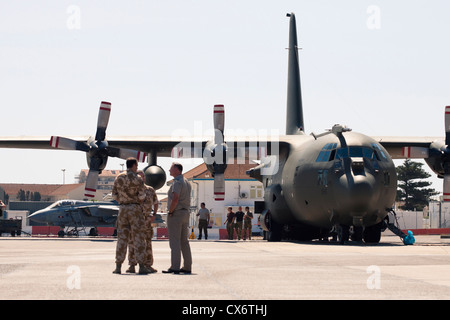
[226,222,234,240]
[234,221,243,240]
[115,204,146,265]
[128,217,154,267]
[243,220,252,240]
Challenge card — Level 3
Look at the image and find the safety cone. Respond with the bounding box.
[189,227,196,239]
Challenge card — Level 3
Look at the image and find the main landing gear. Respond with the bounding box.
[333,223,382,244]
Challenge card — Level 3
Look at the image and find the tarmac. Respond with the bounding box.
[1,234,450,302]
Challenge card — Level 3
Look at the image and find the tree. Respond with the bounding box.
[32,192,41,201]
[396,159,438,211]
[15,189,41,201]
[16,189,26,201]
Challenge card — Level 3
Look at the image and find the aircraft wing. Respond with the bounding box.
[76,204,119,224]
[0,135,282,158]
[372,136,442,159]
[0,136,202,157]
[0,136,75,150]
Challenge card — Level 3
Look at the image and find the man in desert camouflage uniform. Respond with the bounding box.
[112,158,149,275]
[126,171,159,273]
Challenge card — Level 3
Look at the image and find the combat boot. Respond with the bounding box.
[126,265,136,273]
[138,264,150,275]
[112,263,122,274]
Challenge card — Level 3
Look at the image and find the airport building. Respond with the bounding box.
[0,183,84,203]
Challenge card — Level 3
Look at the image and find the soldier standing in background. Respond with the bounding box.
[224,207,235,240]
[112,158,150,275]
[126,170,159,273]
[234,206,244,240]
[243,206,253,240]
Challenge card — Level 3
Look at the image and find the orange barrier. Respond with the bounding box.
[31,226,60,236]
[96,227,115,236]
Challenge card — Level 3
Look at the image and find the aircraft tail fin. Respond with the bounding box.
[285,13,305,135]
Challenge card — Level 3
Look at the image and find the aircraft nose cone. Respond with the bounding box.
[28,210,48,224]
[350,176,373,206]
[337,174,377,213]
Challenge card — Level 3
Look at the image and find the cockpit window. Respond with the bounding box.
[47,200,74,209]
[348,146,374,159]
[371,143,388,161]
[336,147,376,160]
[317,144,387,162]
[48,202,60,209]
[316,143,338,162]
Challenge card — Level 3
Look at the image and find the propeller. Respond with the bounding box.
[425,105,450,202]
[443,106,450,202]
[212,105,227,201]
[195,105,228,201]
[50,101,147,198]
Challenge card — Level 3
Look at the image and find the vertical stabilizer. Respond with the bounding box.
[286,13,305,135]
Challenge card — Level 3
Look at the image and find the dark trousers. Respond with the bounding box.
[198,219,208,239]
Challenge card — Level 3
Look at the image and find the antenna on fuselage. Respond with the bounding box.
[286,12,305,135]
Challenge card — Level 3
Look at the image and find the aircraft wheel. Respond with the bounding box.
[267,214,282,242]
[363,223,382,243]
[268,226,282,242]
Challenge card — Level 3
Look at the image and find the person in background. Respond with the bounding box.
[224,207,235,240]
[234,206,244,240]
[243,206,253,240]
[196,202,210,240]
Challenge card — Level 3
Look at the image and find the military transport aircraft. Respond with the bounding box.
[28,199,166,237]
[0,13,446,243]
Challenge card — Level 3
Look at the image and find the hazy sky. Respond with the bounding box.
[1,1,449,194]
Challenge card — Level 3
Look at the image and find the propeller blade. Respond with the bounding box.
[213,173,225,201]
[444,175,450,202]
[445,106,450,146]
[214,105,224,144]
[95,101,111,141]
[107,147,146,162]
[84,169,99,198]
[50,136,90,152]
